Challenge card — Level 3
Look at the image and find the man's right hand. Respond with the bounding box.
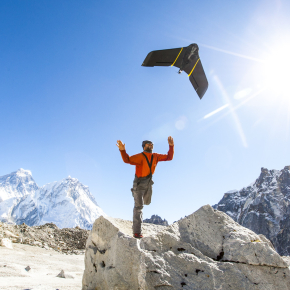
[116,140,125,151]
[168,136,174,146]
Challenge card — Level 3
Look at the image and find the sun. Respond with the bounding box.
[258,43,290,96]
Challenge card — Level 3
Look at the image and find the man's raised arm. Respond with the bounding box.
[116,140,141,165]
[157,136,174,162]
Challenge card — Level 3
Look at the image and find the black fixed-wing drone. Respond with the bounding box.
[142,43,208,99]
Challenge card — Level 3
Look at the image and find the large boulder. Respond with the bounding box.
[82,205,290,290]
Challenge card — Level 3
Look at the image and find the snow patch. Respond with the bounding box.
[16,168,32,177]
[225,190,238,194]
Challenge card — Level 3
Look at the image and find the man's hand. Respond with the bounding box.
[168,136,174,146]
[116,140,125,151]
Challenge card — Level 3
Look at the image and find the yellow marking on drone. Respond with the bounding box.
[188,58,200,77]
[171,47,183,67]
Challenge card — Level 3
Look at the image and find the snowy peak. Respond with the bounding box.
[15,168,33,178]
[0,168,38,201]
[39,176,98,207]
[214,165,290,255]
[253,167,281,190]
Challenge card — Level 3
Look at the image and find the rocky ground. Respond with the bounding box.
[0,222,90,254]
[2,216,290,290]
[1,242,84,290]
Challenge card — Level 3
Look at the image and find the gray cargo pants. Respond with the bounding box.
[131,174,154,234]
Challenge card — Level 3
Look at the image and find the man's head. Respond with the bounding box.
[142,140,154,153]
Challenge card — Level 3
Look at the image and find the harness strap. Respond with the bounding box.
[142,152,154,175]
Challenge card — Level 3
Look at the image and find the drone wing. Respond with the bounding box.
[182,56,208,100]
[142,44,208,99]
[142,47,185,68]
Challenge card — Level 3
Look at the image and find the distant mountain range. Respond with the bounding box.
[214,165,290,256]
[143,214,168,226]
[0,169,106,229]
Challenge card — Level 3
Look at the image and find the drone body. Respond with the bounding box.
[142,43,208,99]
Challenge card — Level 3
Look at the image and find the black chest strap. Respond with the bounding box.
[142,152,154,175]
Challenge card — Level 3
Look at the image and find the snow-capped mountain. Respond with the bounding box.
[0,169,38,222]
[214,165,290,255]
[0,169,106,229]
[0,168,38,201]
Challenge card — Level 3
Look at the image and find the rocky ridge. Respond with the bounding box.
[214,165,290,256]
[82,205,290,290]
[0,221,89,254]
[143,214,169,226]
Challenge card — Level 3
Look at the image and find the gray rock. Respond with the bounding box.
[282,256,290,266]
[178,205,286,267]
[57,269,74,279]
[1,238,13,249]
[82,205,290,290]
[25,265,31,271]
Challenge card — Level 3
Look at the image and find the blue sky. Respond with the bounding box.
[1,0,290,224]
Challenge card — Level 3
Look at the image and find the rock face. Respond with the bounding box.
[82,205,290,290]
[214,166,290,256]
[0,169,106,229]
[143,214,169,226]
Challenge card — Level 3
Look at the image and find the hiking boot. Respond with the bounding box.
[133,233,143,239]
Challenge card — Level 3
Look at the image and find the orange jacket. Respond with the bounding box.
[119,145,174,177]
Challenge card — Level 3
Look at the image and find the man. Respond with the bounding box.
[116,136,174,238]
